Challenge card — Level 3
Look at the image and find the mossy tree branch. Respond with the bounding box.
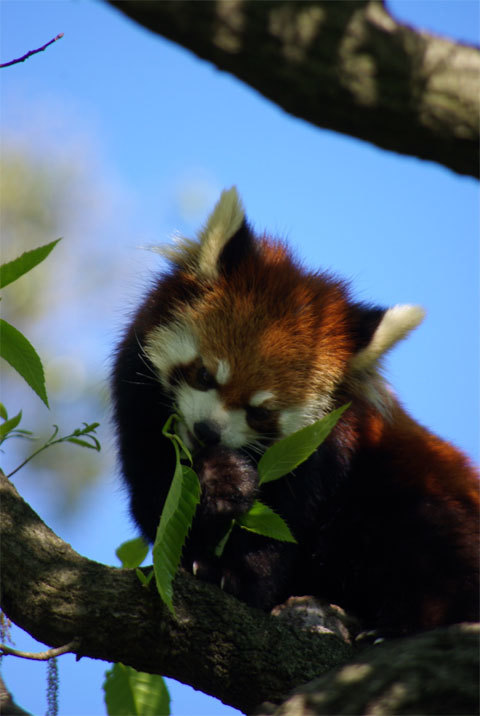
[106,0,479,178]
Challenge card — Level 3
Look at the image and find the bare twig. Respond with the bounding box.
[0,33,64,68]
[0,638,80,661]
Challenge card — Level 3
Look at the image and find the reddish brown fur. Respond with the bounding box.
[112,206,479,633]
[177,239,354,409]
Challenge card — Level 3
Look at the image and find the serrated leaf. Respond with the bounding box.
[103,663,170,716]
[0,410,22,441]
[153,464,200,615]
[0,239,61,289]
[116,537,149,569]
[0,319,48,406]
[258,403,350,484]
[237,500,297,543]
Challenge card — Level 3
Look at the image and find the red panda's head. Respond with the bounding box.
[144,188,424,451]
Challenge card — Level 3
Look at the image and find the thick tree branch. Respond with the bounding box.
[255,624,480,716]
[1,472,478,715]
[106,0,479,178]
[0,471,351,714]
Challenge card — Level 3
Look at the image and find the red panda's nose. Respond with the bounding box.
[194,420,221,445]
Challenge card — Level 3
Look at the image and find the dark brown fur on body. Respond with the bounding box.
[111,188,479,634]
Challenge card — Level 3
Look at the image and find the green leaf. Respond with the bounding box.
[237,500,297,543]
[65,436,101,451]
[258,403,350,484]
[153,463,200,616]
[116,537,149,569]
[135,567,154,587]
[0,239,61,289]
[0,403,8,420]
[0,319,48,407]
[103,663,170,716]
[0,410,22,442]
[162,414,193,464]
[214,519,234,558]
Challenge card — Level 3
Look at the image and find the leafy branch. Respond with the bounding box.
[3,420,101,479]
[0,239,61,406]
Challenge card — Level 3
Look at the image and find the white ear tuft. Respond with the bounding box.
[351,304,426,372]
[151,187,245,275]
[197,187,245,279]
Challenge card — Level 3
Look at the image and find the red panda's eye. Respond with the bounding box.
[247,406,272,423]
[195,366,216,390]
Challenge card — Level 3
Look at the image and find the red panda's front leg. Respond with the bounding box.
[184,445,304,611]
[195,446,258,520]
[181,446,259,587]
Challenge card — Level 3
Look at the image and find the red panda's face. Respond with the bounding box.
[141,187,425,452]
[144,261,352,452]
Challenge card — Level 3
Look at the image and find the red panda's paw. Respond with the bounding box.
[190,558,222,585]
[194,446,258,519]
[189,558,242,600]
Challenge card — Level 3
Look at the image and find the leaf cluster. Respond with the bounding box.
[0,241,102,477]
[0,240,60,407]
[117,404,350,618]
[109,405,349,712]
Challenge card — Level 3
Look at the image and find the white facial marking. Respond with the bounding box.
[278,396,332,437]
[215,359,231,385]
[175,384,250,449]
[279,406,312,437]
[144,321,198,388]
[250,390,276,407]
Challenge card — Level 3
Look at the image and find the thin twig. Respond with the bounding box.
[0,33,64,68]
[0,638,80,661]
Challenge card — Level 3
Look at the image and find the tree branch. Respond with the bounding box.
[255,624,480,716]
[0,471,351,714]
[106,0,479,178]
[0,639,80,661]
[1,471,478,715]
[0,33,64,68]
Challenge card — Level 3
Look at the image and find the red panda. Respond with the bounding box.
[112,188,479,634]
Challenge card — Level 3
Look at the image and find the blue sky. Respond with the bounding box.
[1,1,479,715]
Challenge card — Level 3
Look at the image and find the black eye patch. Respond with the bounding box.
[246,405,279,436]
[246,405,271,422]
[168,358,217,392]
[194,365,216,390]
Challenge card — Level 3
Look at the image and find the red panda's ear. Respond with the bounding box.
[350,304,426,371]
[350,304,386,352]
[153,187,249,280]
[195,187,247,280]
[217,221,256,277]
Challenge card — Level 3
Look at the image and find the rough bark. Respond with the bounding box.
[2,472,478,716]
[106,0,479,178]
[0,471,351,714]
[255,624,480,716]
